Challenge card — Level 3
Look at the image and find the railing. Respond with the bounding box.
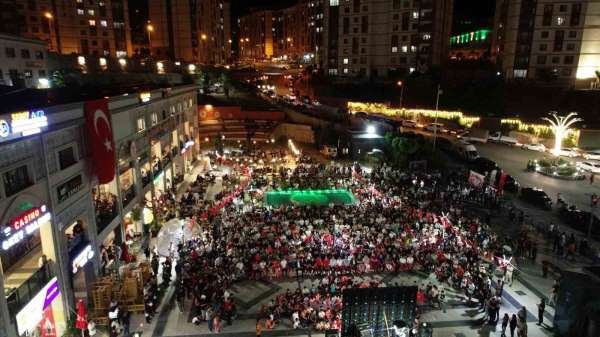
[152,161,163,178]
[142,174,151,187]
[95,198,118,234]
[121,185,136,208]
[5,262,54,321]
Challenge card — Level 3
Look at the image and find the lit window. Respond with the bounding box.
[412,11,419,19]
[88,20,96,26]
[100,20,107,27]
[151,112,158,126]
[328,69,338,75]
[513,69,527,78]
[77,9,84,15]
[330,0,339,5]
[392,46,398,53]
[137,118,146,132]
[343,58,349,64]
[401,45,408,53]
[422,33,431,40]
[410,45,416,52]
[87,9,95,16]
[556,16,565,26]
[343,68,349,74]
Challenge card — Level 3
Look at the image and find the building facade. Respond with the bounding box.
[0,34,49,88]
[324,0,454,78]
[149,0,231,64]
[493,0,600,87]
[0,84,199,337]
[238,1,324,63]
[1,0,132,58]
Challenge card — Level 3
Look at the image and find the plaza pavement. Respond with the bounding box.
[119,158,596,337]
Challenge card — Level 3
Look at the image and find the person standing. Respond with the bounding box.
[256,320,263,337]
[509,314,517,337]
[439,288,446,313]
[537,298,546,326]
[501,313,509,337]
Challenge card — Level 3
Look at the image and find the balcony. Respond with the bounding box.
[121,185,136,208]
[67,231,86,251]
[5,262,54,321]
[152,161,163,178]
[94,193,118,234]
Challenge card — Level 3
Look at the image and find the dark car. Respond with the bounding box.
[559,205,600,237]
[436,137,454,153]
[469,157,499,175]
[520,187,552,210]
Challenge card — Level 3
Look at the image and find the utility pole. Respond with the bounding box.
[432,84,442,151]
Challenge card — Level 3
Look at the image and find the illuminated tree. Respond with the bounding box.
[542,112,582,156]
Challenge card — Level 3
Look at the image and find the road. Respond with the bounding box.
[477,142,600,208]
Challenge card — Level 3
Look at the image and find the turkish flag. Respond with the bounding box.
[85,99,116,184]
[75,299,88,330]
[497,173,507,194]
[41,307,56,337]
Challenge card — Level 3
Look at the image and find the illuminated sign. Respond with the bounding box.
[10,110,48,136]
[2,205,50,251]
[450,29,490,45]
[16,277,60,335]
[72,244,94,274]
[139,92,151,103]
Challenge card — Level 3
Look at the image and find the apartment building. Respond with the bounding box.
[239,1,324,63]
[493,0,600,87]
[324,0,453,78]
[1,0,132,58]
[0,33,49,88]
[0,84,198,337]
[149,0,231,64]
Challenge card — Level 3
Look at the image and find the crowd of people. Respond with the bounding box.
[133,150,558,337]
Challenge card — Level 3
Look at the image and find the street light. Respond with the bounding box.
[44,12,53,19]
[397,80,404,108]
[201,34,207,41]
[146,23,154,55]
[432,84,443,151]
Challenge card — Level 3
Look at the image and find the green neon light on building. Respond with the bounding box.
[451,29,491,45]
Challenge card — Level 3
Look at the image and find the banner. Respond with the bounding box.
[468,170,485,188]
[40,307,56,337]
[85,99,115,184]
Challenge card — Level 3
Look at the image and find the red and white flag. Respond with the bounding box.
[468,170,485,188]
[85,99,115,184]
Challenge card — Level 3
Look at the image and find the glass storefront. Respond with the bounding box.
[93,181,118,234]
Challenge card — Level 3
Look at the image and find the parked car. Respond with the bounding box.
[425,123,445,133]
[556,148,579,158]
[488,132,518,145]
[522,143,546,152]
[576,161,600,173]
[453,140,480,162]
[582,150,600,160]
[559,205,600,238]
[520,187,552,210]
[401,120,418,128]
[469,157,499,175]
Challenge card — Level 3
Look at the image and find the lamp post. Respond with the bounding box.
[44,12,56,52]
[542,112,582,157]
[432,84,442,151]
[397,80,404,108]
[146,23,154,56]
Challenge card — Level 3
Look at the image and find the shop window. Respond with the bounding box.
[3,165,33,196]
[137,117,146,132]
[151,112,158,126]
[57,146,78,170]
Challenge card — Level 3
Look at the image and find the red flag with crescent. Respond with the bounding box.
[85,99,115,184]
[75,299,88,330]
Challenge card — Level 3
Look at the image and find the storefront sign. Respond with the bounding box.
[72,244,94,274]
[2,205,50,251]
[11,109,48,137]
[57,175,83,204]
[16,277,60,335]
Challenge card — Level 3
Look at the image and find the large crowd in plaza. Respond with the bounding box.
[128,150,548,337]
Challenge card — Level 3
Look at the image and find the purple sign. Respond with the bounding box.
[42,278,60,310]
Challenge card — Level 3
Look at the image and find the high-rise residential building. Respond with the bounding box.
[238,1,324,64]
[493,0,600,87]
[0,0,132,58]
[149,0,231,64]
[324,0,453,78]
